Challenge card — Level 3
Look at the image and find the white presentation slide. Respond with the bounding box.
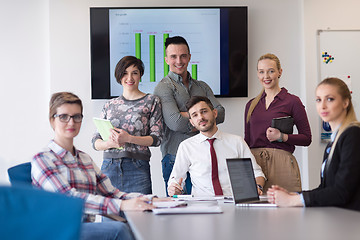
[109,8,221,96]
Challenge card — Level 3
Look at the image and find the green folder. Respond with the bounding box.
[93,117,114,141]
[93,118,124,149]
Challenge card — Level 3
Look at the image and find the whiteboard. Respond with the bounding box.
[317,30,360,141]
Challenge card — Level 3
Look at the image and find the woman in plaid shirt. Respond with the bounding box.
[32,92,154,240]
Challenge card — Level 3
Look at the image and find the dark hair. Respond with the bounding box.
[114,56,145,84]
[186,96,214,112]
[49,92,83,121]
[165,36,190,54]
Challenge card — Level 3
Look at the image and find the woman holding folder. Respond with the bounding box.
[92,56,163,194]
[268,78,360,211]
[244,53,312,192]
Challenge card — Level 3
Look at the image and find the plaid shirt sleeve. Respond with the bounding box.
[31,149,141,216]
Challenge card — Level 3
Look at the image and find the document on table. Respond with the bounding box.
[153,201,188,208]
[172,195,230,201]
[152,205,223,215]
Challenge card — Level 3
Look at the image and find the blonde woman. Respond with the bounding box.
[244,53,312,192]
[268,78,360,211]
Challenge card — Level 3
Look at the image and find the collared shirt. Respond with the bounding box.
[153,71,225,157]
[31,140,143,221]
[168,130,265,197]
[321,126,339,178]
[244,88,312,153]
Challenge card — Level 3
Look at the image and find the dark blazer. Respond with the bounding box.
[303,125,360,211]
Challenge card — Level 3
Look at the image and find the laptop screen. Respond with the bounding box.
[226,158,259,204]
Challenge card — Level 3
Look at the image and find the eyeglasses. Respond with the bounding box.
[53,113,83,123]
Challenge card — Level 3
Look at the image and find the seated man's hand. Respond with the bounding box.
[168,178,183,197]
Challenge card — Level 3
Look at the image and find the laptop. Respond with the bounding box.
[226,158,277,207]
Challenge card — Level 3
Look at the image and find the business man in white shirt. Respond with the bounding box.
[168,96,265,197]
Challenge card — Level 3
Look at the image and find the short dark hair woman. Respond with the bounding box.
[92,56,163,195]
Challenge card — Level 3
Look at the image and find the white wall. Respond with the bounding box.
[0,0,52,185]
[1,0,311,196]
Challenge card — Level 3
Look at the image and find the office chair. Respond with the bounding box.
[7,162,32,186]
[0,184,84,240]
[7,162,126,222]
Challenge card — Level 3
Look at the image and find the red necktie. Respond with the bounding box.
[207,138,223,196]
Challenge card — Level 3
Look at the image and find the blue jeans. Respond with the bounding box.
[80,222,134,240]
[101,158,152,194]
[161,154,192,196]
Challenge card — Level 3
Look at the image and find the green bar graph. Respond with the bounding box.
[163,33,169,76]
[135,33,141,59]
[149,35,155,82]
[192,64,198,80]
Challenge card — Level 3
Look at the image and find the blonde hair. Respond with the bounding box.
[319,78,359,160]
[246,53,281,123]
[49,92,83,121]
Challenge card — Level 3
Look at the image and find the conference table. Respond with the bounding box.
[125,202,360,240]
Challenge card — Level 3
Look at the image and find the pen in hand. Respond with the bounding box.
[168,177,183,196]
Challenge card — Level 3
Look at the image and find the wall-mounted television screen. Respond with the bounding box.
[90,6,247,99]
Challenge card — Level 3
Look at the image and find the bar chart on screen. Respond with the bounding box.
[108,8,221,96]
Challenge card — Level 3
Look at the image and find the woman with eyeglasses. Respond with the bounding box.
[267,78,360,210]
[31,92,155,240]
[92,56,163,195]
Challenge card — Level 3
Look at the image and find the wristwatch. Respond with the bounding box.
[277,132,284,142]
[257,184,263,192]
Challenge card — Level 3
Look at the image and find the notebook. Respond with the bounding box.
[152,205,223,215]
[226,158,276,207]
[92,117,123,149]
[271,116,294,134]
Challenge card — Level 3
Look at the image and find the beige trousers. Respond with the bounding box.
[251,148,302,193]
